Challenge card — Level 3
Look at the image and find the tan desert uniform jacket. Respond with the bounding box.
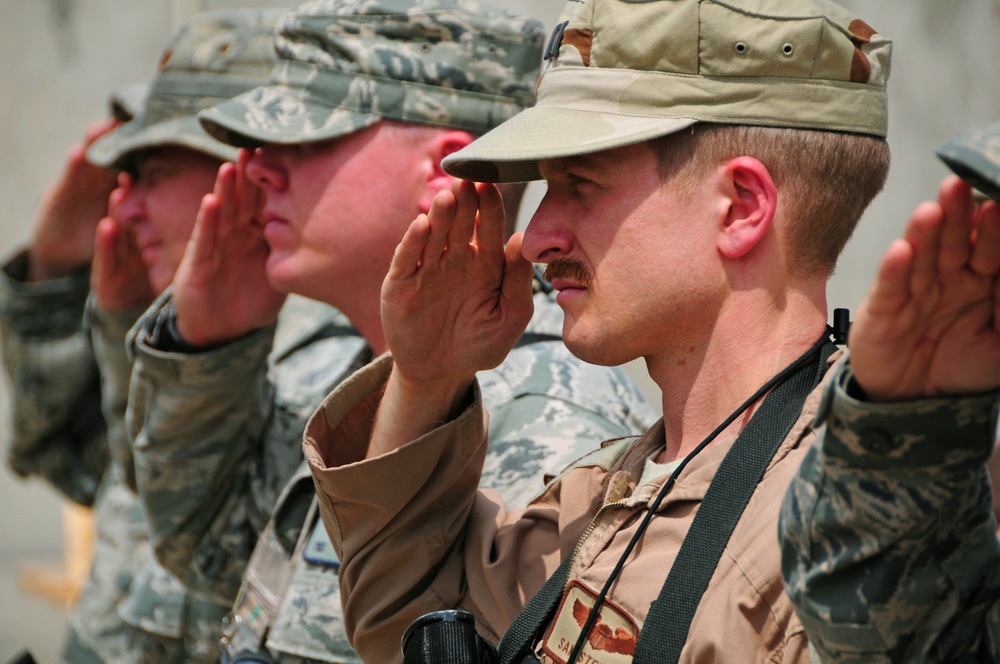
[305,354,838,664]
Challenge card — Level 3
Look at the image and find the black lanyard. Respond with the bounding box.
[499,329,837,664]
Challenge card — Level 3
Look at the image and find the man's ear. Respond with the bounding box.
[418,130,474,212]
[716,156,777,259]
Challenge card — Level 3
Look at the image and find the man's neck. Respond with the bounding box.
[309,281,388,356]
[648,290,828,463]
[349,310,387,356]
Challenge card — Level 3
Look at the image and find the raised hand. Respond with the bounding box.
[171,149,286,347]
[91,177,154,311]
[383,179,535,386]
[28,118,120,282]
[370,179,535,456]
[850,176,1000,401]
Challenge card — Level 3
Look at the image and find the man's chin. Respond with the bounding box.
[563,323,637,368]
[264,256,298,296]
[561,329,599,366]
[148,265,174,296]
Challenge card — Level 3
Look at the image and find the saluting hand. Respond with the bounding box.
[91,175,154,311]
[28,118,120,282]
[383,179,534,387]
[171,149,286,347]
[850,175,1000,401]
[370,179,534,457]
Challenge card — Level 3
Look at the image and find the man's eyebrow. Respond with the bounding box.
[541,153,608,179]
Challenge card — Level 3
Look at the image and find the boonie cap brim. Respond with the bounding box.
[198,83,382,149]
[108,82,150,123]
[935,119,1000,202]
[87,115,239,169]
[86,9,282,170]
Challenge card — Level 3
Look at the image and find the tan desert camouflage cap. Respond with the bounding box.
[936,120,1000,202]
[198,0,546,148]
[442,0,893,183]
[88,9,285,169]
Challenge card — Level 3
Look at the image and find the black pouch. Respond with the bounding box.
[402,610,500,664]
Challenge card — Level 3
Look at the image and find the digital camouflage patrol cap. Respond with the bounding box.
[197,0,546,148]
[87,9,285,170]
[936,120,1000,202]
[442,0,893,183]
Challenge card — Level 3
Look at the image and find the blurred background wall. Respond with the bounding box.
[1,1,999,660]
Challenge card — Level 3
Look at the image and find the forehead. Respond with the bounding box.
[132,145,221,170]
[259,121,392,163]
[538,142,656,181]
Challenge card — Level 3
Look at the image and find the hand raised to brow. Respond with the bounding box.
[381,179,535,391]
[850,176,1000,401]
[367,180,535,457]
[28,118,121,282]
[172,150,286,347]
[91,177,154,311]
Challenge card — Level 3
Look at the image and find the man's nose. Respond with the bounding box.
[521,192,574,264]
[246,146,288,191]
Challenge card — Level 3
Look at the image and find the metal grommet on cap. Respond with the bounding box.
[734,41,748,54]
[782,43,794,57]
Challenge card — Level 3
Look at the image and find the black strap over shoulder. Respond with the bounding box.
[632,339,836,662]
[498,555,572,663]
[499,337,837,664]
[513,332,562,348]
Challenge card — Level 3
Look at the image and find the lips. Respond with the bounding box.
[260,206,287,224]
[137,240,162,265]
[548,277,585,292]
[262,212,293,248]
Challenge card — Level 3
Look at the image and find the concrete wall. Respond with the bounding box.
[1,1,998,660]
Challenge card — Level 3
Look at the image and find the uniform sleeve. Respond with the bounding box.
[0,249,108,505]
[779,361,1000,663]
[306,354,607,664]
[478,340,657,508]
[128,294,363,602]
[128,294,281,601]
[87,299,146,492]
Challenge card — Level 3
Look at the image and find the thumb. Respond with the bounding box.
[91,217,120,304]
[502,232,535,311]
[184,193,221,271]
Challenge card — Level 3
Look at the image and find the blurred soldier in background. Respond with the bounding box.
[300,0,895,661]
[1,9,286,661]
[780,120,1000,663]
[125,1,656,662]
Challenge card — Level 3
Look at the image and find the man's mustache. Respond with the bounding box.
[543,258,593,289]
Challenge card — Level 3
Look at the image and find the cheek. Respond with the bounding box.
[146,188,203,257]
[148,265,173,295]
[166,204,200,258]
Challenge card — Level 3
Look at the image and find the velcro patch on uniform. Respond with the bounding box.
[302,522,340,568]
[541,580,639,664]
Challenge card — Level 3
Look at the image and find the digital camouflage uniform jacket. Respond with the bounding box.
[128,288,657,663]
[0,249,229,662]
[0,250,106,505]
[303,352,844,664]
[780,360,1000,663]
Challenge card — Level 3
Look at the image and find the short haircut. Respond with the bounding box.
[650,124,890,279]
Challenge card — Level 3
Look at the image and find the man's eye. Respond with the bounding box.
[568,174,594,193]
[138,165,167,185]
